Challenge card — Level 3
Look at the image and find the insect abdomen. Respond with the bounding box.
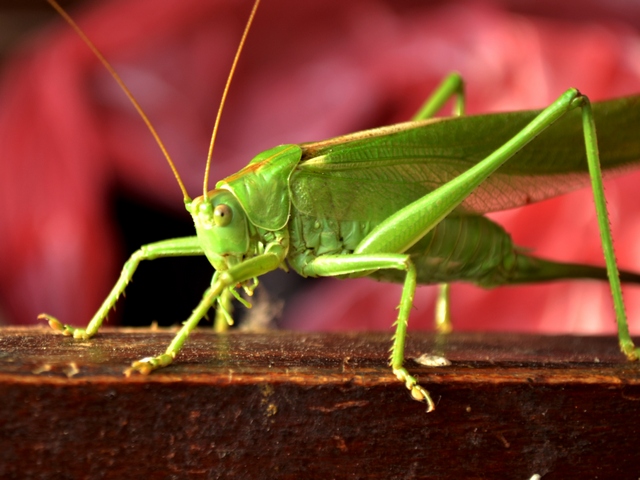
[368,214,518,285]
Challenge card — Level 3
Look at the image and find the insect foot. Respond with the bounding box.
[393,367,435,412]
[124,353,175,376]
[39,314,92,340]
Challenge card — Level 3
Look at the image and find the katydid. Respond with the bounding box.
[40,0,640,412]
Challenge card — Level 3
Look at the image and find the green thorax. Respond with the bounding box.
[216,144,302,231]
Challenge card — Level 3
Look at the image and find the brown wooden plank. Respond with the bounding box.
[0,326,639,479]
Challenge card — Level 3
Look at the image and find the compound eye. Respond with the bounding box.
[213,204,232,227]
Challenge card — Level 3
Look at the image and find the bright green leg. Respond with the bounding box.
[355,89,586,257]
[308,88,625,410]
[214,286,235,332]
[303,253,434,411]
[412,72,465,120]
[126,250,283,375]
[40,236,205,339]
[411,81,636,353]
[411,73,466,333]
[580,99,638,360]
[387,263,433,406]
[212,275,258,331]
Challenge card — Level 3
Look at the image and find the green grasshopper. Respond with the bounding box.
[41,0,640,412]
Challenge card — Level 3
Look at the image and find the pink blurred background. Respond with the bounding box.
[0,0,639,335]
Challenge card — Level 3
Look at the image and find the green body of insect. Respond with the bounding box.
[42,1,640,412]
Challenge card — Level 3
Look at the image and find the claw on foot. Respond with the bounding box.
[39,314,63,331]
[625,348,640,362]
[394,367,435,413]
[124,353,174,376]
[39,314,91,339]
[620,340,640,361]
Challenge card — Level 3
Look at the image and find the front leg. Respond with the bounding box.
[126,251,282,375]
[40,236,205,339]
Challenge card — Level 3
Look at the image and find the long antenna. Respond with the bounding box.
[202,0,261,198]
[47,0,191,201]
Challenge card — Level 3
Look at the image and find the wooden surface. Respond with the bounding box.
[1,326,639,479]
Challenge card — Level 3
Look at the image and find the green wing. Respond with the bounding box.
[290,95,640,223]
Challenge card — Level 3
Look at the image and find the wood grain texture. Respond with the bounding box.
[1,326,639,479]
